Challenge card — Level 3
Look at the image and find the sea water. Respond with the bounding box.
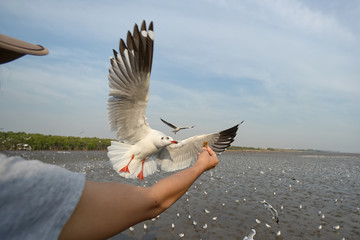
[5,150,360,239]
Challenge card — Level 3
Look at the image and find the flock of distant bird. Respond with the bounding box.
[242,200,280,240]
[117,166,349,239]
[123,183,283,239]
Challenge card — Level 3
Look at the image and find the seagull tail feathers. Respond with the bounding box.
[108,141,136,178]
[108,141,157,179]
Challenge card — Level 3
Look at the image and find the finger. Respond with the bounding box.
[206,146,215,156]
[200,147,208,155]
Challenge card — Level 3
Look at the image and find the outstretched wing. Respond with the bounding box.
[156,124,239,172]
[108,20,154,144]
[160,118,177,129]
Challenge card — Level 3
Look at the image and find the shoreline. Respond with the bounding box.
[226,147,309,153]
[226,149,303,153]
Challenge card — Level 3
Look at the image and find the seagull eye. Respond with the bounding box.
[166,137,169,140]
[161,137,164,140]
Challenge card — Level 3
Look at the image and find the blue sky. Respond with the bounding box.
[0,0,359,153]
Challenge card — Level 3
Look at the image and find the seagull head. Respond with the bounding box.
[151,130,178,148]
[158,135,178,147]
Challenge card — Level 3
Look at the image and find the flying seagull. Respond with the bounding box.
[107,20,240,180]
[160,118,194,134]
[259,200,279,224]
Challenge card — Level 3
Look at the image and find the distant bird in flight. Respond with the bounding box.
[259,200,279,224]
[160,118,194,134]
[106,20,240,180]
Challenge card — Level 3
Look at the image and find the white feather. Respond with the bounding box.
[108,141,157,179]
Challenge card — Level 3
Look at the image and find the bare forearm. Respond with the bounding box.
[149,147,218,213]
[149,164,203,212]
[60,168,203,240]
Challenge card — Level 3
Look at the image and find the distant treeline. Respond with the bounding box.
[0,131,114,151]
[1,131,307,152]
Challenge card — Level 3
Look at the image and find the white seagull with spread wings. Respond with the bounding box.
[107,20,240,180]
[160,118,194,134]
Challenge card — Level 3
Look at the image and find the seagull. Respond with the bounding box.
[107,20,240,180]
[259,200,279,224]
[243,228,256,240]
[160,118,195,134]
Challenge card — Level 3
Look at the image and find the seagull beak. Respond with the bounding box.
[171,141,178,144]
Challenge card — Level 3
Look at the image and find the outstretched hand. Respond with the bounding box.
[195,146,219,172]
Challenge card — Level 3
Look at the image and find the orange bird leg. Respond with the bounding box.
[137,159,146,180]
[119,155,135,173]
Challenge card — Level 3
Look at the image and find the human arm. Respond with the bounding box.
[59,146,218,240]
[148,146,218,211]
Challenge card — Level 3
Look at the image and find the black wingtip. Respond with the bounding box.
[141,20,147,31]
[219,124,239,137]
[210,124,239,154]
[149,21,154,31]
[119,39,126,54]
